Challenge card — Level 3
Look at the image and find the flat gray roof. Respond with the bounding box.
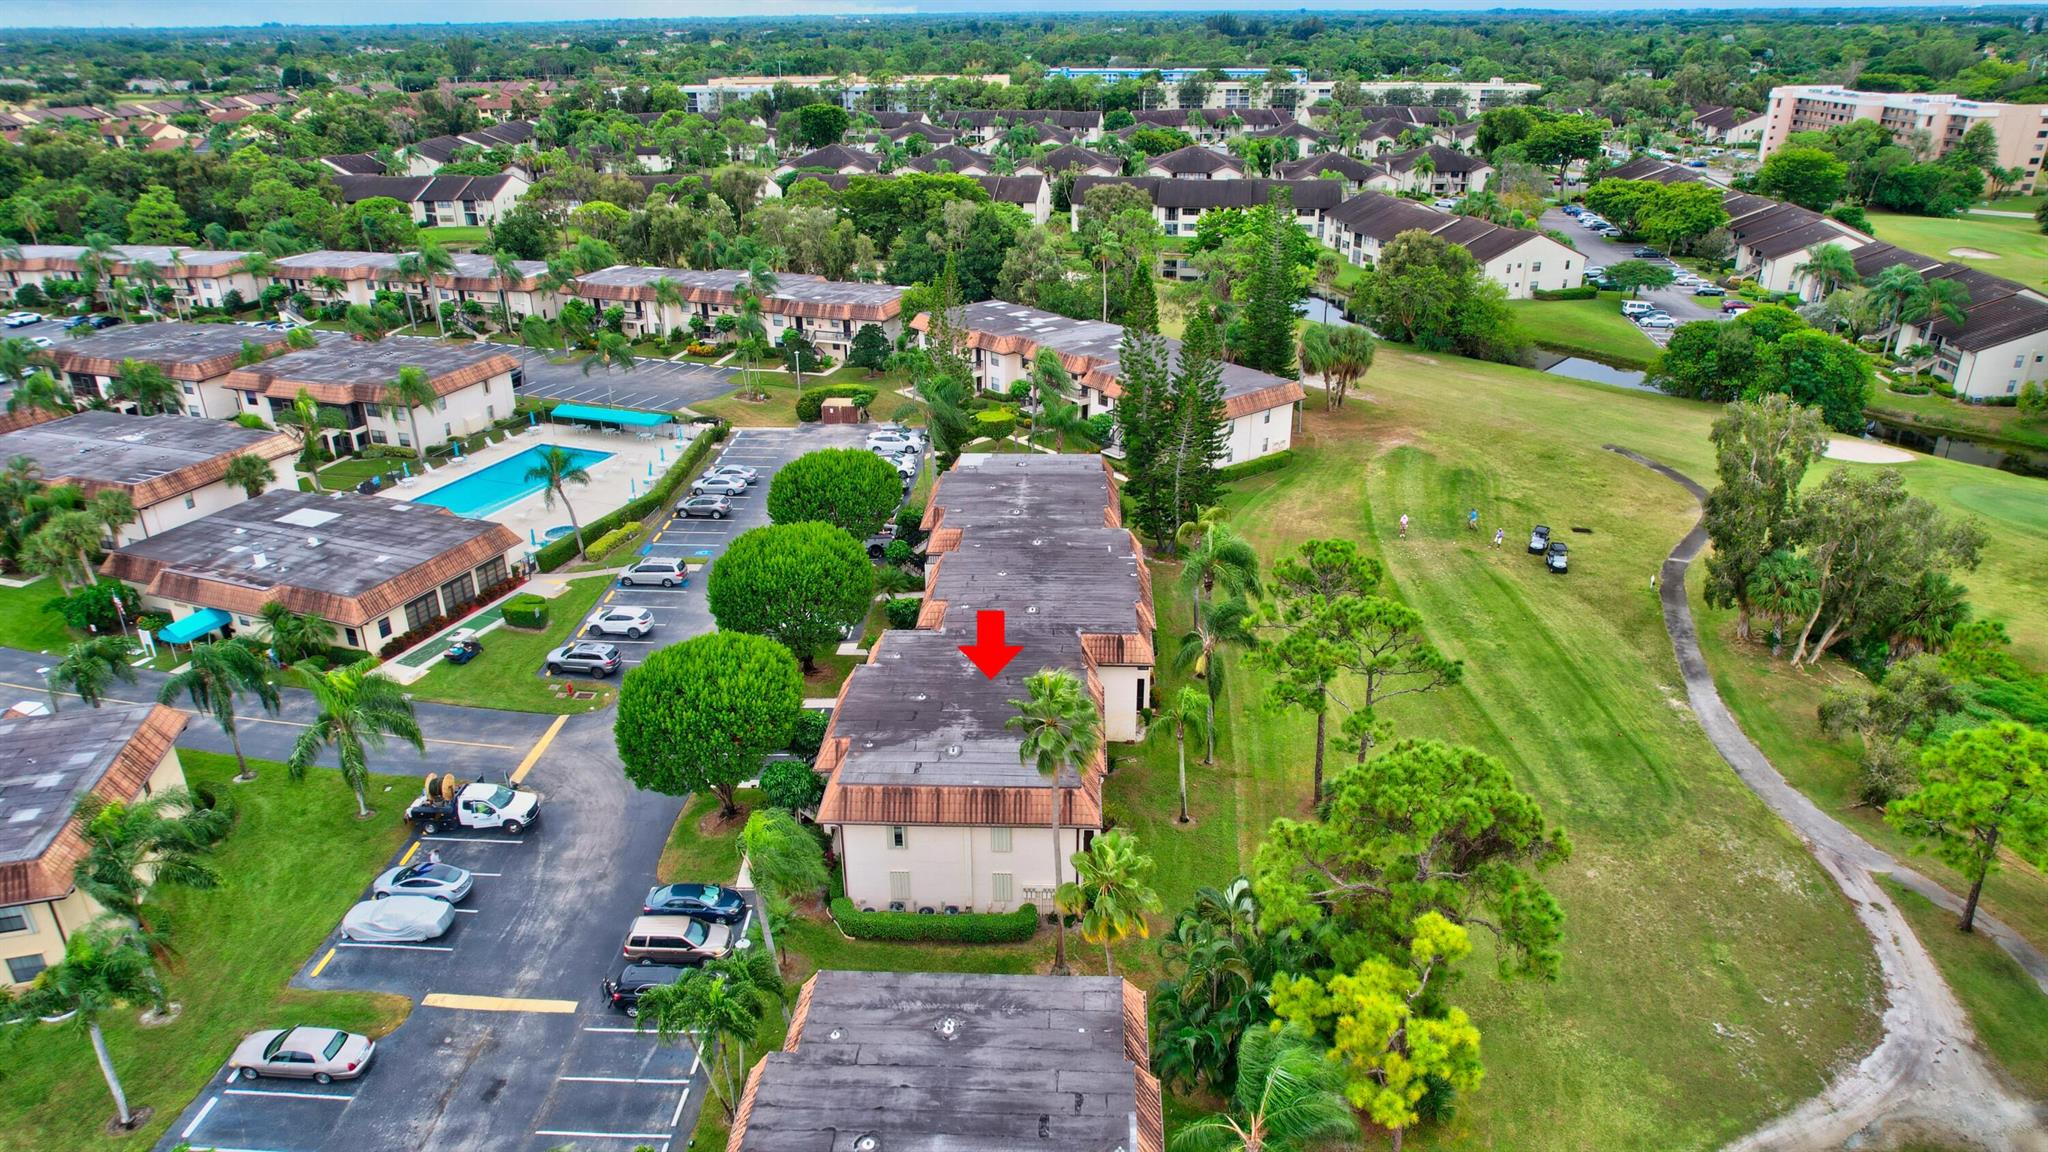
[736,970,1143,1152]
[928,525,1144,637]
[242,338,509,386]
[0,705,156,870]
[51,320,288,368]
[109,489,508,602]
[0,411,287,489]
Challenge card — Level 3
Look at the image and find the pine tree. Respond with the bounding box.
[1237,189,1303,379]
[1158,307,1229,540]
[1114,327,1172,543]
[1122,269,1159,335]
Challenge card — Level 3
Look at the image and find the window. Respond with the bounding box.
[889,871,912,903]
[370,430,388,445]
[486,404,495,420]
[181,382,195,395]
[403,591,439,633]
[889,825,907,849]
[6,954,46,984]
[2017,356,2026,369]
[437,398,448,412]
[1532,262,1543,273]
[344,627,359,647]
[398,433,412,448]
[439,572,477,615]
[1263,410,1272,424]
[0,908,29,934]
[991,872,1014,904]
[443,423,452,439]
[186,406,201,418]
[990,827,1012,853]
[1137,677,1149,711]
[366,403,382,418]
[378,618,392,639]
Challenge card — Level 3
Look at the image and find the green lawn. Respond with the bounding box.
[0,751,412,1152]
[0,576,81,652]
[417,225,490,247]
[1978,193,2045,214]
[1866,210,2048,286]
[1507,295,1662,369]
[690,379,804,427]
[405,575,615,713]
[312,456,406,491]
[1889,880,2048,1100]
[1184,350,1883,1150]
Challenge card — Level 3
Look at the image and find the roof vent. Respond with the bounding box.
[305,536,321,547]
[911,692,927,701]
[828,1027,846,1041]
[1025,605,1039,614]
[1031,537,1045,546]
[232,527,246,535]
[945,745,961,756]
[853,1136,879,1152]
[250,552,269,569]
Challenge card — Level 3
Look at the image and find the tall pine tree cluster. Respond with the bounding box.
[1115,305,1229,547]
[1236,189,1304,380]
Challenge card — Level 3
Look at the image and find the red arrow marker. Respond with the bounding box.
[958,609,1023,679]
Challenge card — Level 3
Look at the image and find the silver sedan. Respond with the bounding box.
[371,861,474,902]
[229,1026,376,1084]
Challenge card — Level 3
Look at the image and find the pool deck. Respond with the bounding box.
[376,421,700,556]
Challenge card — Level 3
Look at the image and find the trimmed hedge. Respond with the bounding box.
[973,407,1018,439]
[829,897,1040,943]
[1218,449,1294,482]
[1533,285,1599,301]
[884,596,923,629]
[535,422,728,571]
[587,520,644,562]
[502,593,549,629]
[795,385,880,422]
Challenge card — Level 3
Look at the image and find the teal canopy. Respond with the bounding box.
[549,403,671,428]
[157,607,231,644]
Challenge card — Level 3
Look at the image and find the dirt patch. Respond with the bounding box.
[1825,437,1916,464]
[697,803,750,838]
[1949,246,2000,260]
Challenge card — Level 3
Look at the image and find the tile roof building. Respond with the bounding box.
[1325,191,1581,299]
[565,267,907,358]
[221,340,521,455]
[0,411,298,542]
[103,489,523,654]
[331,172,529,228]
[0,704,189,988]
[1144,145,1244,180]
[48,319,295,420]
[728,970,1160,1152]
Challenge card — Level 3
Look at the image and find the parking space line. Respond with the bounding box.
[308,948,337,978]
[182,1094,220,1138]
[535,1131,676,1142]
[336,942,456,953]
[397,841,420,868]
[420,992,579,1013]
[223,1088,355,1102]
[671,1087,691,1128]
[581,1025,648,1034]
[452,908,480,915]
[468,872,503,877]
[559,1075,692,1085]
[511,713,569,785]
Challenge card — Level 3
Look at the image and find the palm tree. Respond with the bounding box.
[649,275,683,341]
[1793,242,1860,301]
[344,303,392,343]
[46,636,137,709]
[309,274,347,306]
[287,657,424,818]
[5,371,72,417]
[88,489,136,547]
[1170,1026,1357,1152]
[72,788,230,947]
[10,196,48,245]
[583,332,637,407]
[37,509,106,591]
[411,240,457,336]
[391,251,425,331]
[79,232,124,320]
[5,924,166,1130]
[0,335,56,387]
[1149,685,1211,824]
[1900,277,1973,355]
[1006,667,1101,976]
[1056,828,1163,975]
[222,453,274,498]
[519,314,563,371]
[283,388,346,487]
[108,359,180,415]
[386,365,439,460]
[490,248,525,333]
[125,260,163,317]
[1320,324,1376,409]
[527,445,593,560]
[258,601,337,665]
[160,640,280,781]
[1175,594,1256,766]
[1177,518,1262,618]
[1866,264,1923,338]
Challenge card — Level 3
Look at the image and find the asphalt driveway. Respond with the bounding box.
[1544,206,1728,329]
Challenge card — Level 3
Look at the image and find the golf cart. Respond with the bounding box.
[443,629,484,665]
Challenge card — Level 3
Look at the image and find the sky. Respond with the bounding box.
[2,0,2039,32]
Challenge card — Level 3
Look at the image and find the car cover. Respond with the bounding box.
[342,894,455,942]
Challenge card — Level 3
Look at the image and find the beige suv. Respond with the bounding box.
[621,914,736,965]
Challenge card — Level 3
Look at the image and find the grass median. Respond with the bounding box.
[405,575,615,713]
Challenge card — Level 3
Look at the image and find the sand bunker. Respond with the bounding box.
[1949,246,1999,259]
[1826,436,1915,463]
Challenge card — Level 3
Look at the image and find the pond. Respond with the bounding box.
[1864,417,2047,479]
[1530,351,1653,392]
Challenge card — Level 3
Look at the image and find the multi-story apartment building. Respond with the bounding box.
[1759,86,2048,190]
[0,245,260,311]
[1045,67,1540,114]
[566,267,906,362]
[219,339,520,455]
[49,320,296,420]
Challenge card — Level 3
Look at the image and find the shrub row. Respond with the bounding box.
[534,422,728,571]
[587,521,644,563]
[828,897,1040,943]
[795,385,880,422]
[1532,285,1599,301]
[501,593,549,630]
[1217,449,1294,482]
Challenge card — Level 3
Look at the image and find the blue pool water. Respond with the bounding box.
[412,444,613,519]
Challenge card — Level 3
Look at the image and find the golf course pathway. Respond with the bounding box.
[1608,445,2048,1152]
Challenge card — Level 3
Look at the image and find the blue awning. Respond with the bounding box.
[548,403,672,428]
[156,607,231,645]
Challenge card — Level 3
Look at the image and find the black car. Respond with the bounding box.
[1630,247,1662,259]
[643,882,749,924]
[86,314,122,330]
[1546,541,1569,574]
[601,963,690,1018]
[1528,524,1551,554]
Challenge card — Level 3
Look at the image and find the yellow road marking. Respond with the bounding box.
[510,715,568,785]
[603,589,617,604]
[653,530,666,543]
[309,948,337,979]
[397,841,419,868]
[421,993,578,1014]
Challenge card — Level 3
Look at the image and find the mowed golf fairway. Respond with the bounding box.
[1207,348,1884,1150]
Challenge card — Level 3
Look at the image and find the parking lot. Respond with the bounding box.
[565,423,881,667]
[1543,206,1730,347]
[155,713,713,1152]
[516,354,744,413]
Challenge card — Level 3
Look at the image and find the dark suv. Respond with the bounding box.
[544,641,623,678]
[601,963,689,1018]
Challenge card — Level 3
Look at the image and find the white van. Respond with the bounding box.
[1620,300,1655,318]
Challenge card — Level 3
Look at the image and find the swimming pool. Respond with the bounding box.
[411,444,613,519]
